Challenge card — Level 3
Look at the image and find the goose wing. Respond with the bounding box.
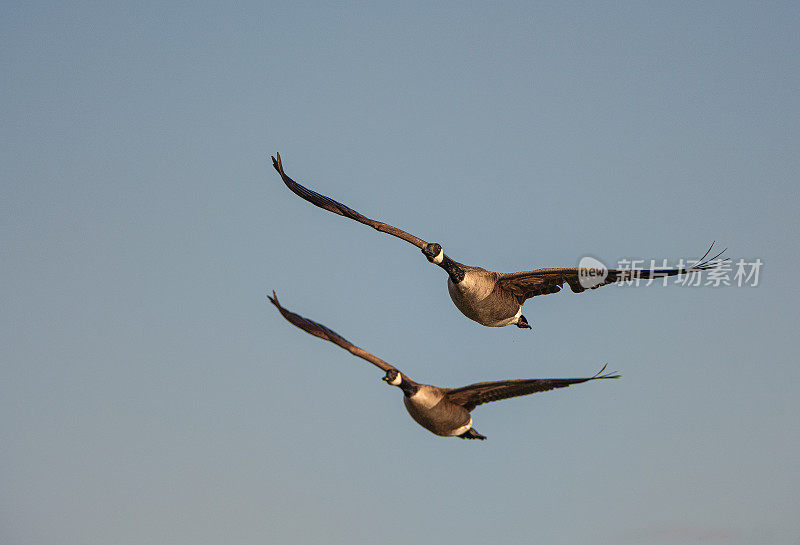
[268,291,398,374]
[497,243,726,304]
[271,153,428,250]
[445,365,619,412]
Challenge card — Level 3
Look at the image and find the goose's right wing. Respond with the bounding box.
[498,243,727,303]
[271,153,428,249]
[445,365,619,412]
[268,291,398,374]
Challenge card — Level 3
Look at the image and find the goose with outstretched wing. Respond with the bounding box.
[268,291,618,440]
[272,153,725,330]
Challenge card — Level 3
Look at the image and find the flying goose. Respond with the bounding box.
[271,153,725,330]
[268,291,619,440]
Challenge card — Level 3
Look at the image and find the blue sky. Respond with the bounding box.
[2,2,799,544]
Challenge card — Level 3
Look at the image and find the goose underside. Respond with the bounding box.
[403,396,472,437]
[447,279,521,327]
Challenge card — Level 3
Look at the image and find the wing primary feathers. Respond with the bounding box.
[616,241,729,277]
[692,241,729,270]
[445,365,621,411]
[498,242,729,302]
[271,153,428,249]
[591,363,620,379]
[267,290,398,373]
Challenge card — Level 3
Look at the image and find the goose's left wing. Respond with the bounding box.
[445,365,619,412]
[271,153,428,250]
[268,291,398,374]
[497,243,726,304]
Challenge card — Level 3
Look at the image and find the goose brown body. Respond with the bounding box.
[446,267,522,327]
[402,385,473,437]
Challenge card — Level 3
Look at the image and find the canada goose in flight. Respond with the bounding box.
[268,291,619,440]
[271,153,725,330]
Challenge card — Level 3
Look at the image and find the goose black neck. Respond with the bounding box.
[438,255,465,283]
[400,381,420,398]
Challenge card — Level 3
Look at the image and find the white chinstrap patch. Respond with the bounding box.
[450,417,473,437]
[388,372,402,386]
[432,248,444,264]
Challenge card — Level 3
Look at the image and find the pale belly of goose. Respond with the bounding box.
[447,274,522,327]
[402,388,472,437]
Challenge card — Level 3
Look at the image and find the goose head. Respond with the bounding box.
[422,243,444,264]
[382,369,419,397]
[382,369,403,386]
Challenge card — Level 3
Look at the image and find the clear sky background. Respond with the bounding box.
[2,2,799,544]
